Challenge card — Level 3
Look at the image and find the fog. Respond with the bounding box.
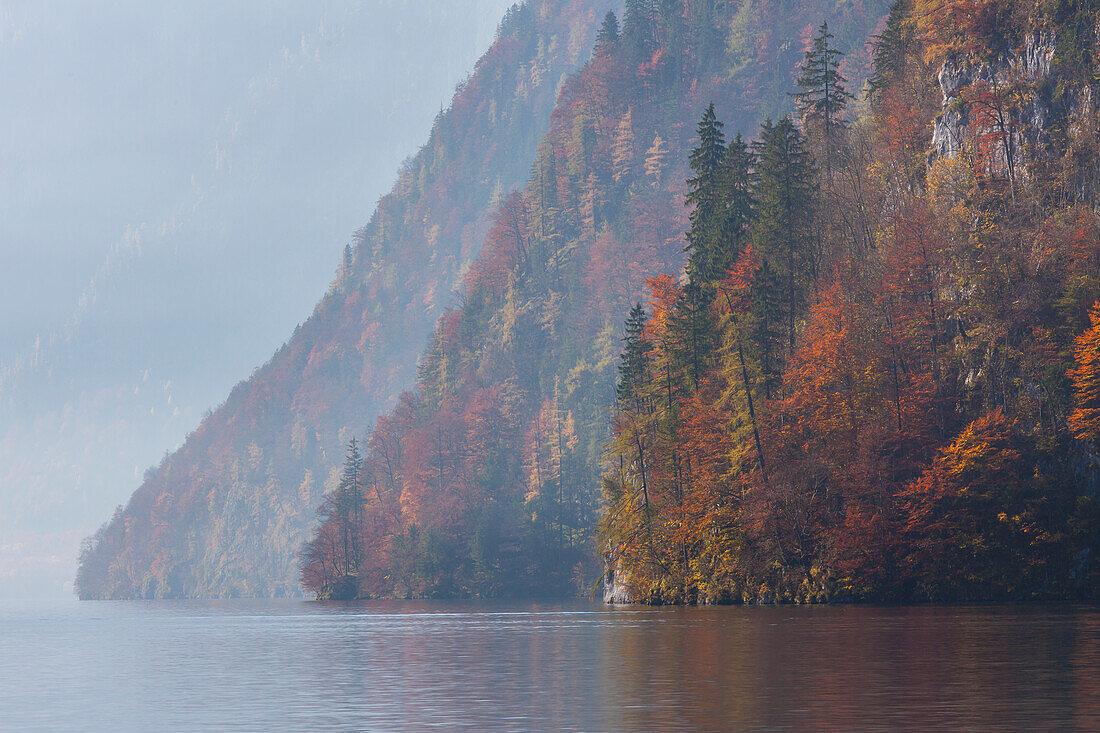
[0,0,515,598]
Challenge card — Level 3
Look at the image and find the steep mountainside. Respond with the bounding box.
[598,0,1100,603]
[75,0,615,599]
[299,0,892,600]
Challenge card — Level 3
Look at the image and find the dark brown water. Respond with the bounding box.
[2,600,1097,731]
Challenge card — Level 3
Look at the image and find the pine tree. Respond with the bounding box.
[674,280,715,388]
[594,11,620,56]
[752,116,816,372]
[622,0,657,65]
[336,438,365,582]
[531,142,560,276]
[685,0,720,69]
[332,244,355,293]
[688,104,726,191]
[719,132,755,267]
[685,103,727,284]
[793,21,853,171]
[868,0,914,99]
[301,438,366,599]
[617,303,651,406]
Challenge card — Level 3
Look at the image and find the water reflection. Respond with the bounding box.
[595,605,1100,731]
[1,600,1097,731]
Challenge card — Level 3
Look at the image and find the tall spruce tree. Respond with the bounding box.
[674,280,713,388]
[336,438,364,582]
[752,117,816,383]
[302,437,365,599]
[594,11,620,56]
[617,303,652,407]
[720,132,756,267]
[793,21,852,171]
[868,1,914,99]
[685,103,728,284]
[685,0,720,70]
[622,0,657,65]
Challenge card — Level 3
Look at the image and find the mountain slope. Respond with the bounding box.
[75,0,615,599]
[299,0,893,599]
[598,0,1100,603]
[0,1,517,600]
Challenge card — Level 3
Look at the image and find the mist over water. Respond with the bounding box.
[2,601,1097,731]
[0,0,514,599]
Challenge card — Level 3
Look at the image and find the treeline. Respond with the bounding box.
[299,0,891,599]
[602,1,1100,603]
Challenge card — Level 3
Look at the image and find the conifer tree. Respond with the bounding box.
[793,21,853,171]
[332,244,355,293]
[622,0,657,64]
[336,438,365,581]
[594,11,620,56]
[675,280,713,388]
[685,0,720,68]
[752,116,816,372]
[685,103,727,284]
[531,143,561,276]
[868,0,914,99]
[612,109,636,183]
[679,113,756,387]
[617,303,651,406]
[301,438,366,599]
[720,132,755,266]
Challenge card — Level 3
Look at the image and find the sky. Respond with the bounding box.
[0,0,516,599]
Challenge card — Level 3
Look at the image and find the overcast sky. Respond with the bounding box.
[0,0,515,598]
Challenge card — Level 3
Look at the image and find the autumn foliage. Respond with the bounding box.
[297,0,893,600]
[600,1,1100,604]
[80,0,1100,603]
[1069,302,1100,444]
[75,0,615,599]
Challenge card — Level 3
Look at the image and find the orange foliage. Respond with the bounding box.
[894,409,1051,599]
[1069,302,1100,444]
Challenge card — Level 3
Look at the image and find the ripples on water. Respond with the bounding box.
[1,600,1097,731]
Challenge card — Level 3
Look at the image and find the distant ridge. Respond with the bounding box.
[76,0,616,599]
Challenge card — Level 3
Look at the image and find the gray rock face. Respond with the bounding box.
[602,556,633,604]
[931,33,1057,177]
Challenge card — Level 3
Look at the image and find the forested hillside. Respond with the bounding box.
[75,0,614,599]
[82,0,1100,604]
[600,0,1100,603]
[299,0,891,599]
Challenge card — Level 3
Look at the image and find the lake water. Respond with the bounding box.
[1,600,1097,731]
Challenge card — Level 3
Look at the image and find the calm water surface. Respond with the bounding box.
[1,600,1097,731]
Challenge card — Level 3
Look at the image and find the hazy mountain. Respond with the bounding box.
[74,0,615,598]
[0,0,517,598]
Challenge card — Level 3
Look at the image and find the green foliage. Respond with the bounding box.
[617,303,652,405]
[794,21,852,134]
[622,0,657,65]
[291,0,894,602]
[1044,0,1100,83]
[595,10,620,56]
[685,104,728,282]
[868,0,915,97]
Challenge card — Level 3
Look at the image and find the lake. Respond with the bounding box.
[1,600,1097,731]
